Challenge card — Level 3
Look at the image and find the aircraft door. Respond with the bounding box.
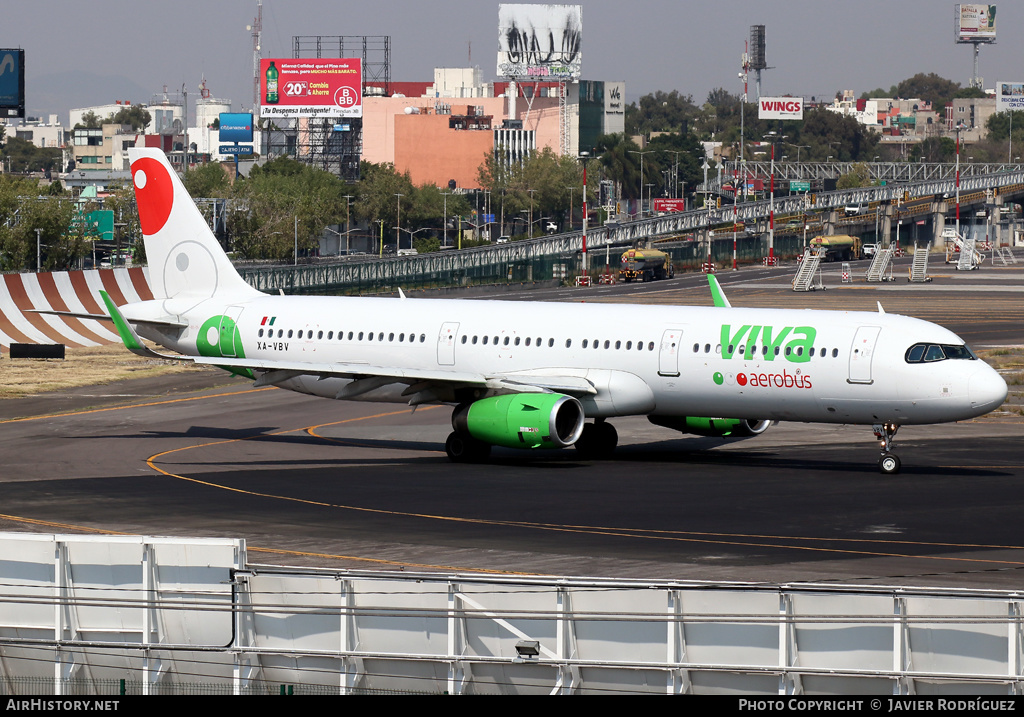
[219,306,245,358]
[848,325,881,384]
[658,328,684,377]
[437,322,459,365]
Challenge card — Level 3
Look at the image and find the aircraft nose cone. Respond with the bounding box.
[970,366,1008,414]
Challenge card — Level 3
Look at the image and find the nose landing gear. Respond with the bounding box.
[873,423,901,474]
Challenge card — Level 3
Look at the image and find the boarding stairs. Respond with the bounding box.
[865,246,896,282]
[942,228,984,270]
[909,243,932,283]
[994,246,1018,266]
[792,248,826,292]
[956,232,983,271]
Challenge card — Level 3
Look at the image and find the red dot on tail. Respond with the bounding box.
[131,157,174,235]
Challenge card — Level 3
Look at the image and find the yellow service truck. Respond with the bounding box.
[808,234,865,261]
[619,249,675,282]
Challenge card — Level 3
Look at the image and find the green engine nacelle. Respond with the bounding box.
[649,415,771,438]
[452,393,586,449]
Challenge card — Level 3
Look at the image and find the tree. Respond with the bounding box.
[108,105,152,131]
[836,163,873,189]
[625,90,699,136]
[183,161,231,198]
[227,157,346,261]
[76,111,102,129]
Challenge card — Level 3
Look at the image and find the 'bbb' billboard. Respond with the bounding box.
[0,49,25,118]
[260,58,362,119]
[497,4,582,80]
[219,113,254,143]
[758,96,804,121]
[997,82,1024,112]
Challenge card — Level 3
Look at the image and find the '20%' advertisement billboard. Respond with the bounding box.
[260,58,362,119]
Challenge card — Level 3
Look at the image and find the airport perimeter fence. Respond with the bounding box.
[237,235,796,295]
[6,534,1024,696]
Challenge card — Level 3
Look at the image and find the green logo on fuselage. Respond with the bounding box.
[197,315,252,378]
[720,324,816,363]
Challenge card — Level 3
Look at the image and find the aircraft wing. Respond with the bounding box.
[187,354,598,398]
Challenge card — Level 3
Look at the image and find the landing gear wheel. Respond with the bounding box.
[445,432,491,463]
[879,452,901,475]
[574,421,617,459]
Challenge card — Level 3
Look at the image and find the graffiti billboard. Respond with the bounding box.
[497,4,582,80]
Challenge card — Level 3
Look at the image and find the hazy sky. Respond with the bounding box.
[5,1,1019,121]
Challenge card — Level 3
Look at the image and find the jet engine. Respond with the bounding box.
[452,393,586,449]
[649,415,772,438]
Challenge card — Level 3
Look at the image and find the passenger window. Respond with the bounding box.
[626,341,633,350]
[318,331,324,340]
[549,339,554,347]
[648,342,655,351]
[705,344,711,353]
[565,339,571,348]
[461,335,467,344]
[514,337,520,346]
[583,340,589,348]
[483,336,489,345]
[420,334,426,342]
[604,340,610,349]
[358,332,364,340]
[831,348,838,358]
[615,341,621,349]
[288,330,294,338]
[472,336,478,344]
[258,329,264,337]
[525,337,531,346]
[503,337,510,346]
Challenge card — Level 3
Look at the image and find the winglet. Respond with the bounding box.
[99,290,184,360]
[707,274,732,308]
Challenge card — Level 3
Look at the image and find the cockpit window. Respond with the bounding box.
[905,343,977,363]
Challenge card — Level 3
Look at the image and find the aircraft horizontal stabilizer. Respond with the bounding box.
[98,290,186,361]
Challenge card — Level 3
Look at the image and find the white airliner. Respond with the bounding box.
[92,149,1008,473]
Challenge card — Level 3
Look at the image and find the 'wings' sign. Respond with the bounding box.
[758,97,804,121]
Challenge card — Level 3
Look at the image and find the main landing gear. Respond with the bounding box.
[445,432,491,463]
[873,422,901,475]
[574,419,618,459]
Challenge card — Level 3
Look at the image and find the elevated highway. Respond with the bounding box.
[240,166,1024,293]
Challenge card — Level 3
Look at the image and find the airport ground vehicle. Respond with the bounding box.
[809,234,866,261]
[619,249,675,282]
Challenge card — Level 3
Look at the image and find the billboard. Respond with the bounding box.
[0,49,25,118]
[955,4,997,43]
[497,4,582,80]
[758,96,804,121]
[997,81,1024,112]
[260,58,362,119]
[219,113,254,143]
[653,199,686,213]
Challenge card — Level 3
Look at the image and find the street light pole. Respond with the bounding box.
[628,150,652,217]
[36,228,41,272]
[394,193,404,249]
[343,194,353,255]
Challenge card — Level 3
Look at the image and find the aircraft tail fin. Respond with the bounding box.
[127,148,258,302]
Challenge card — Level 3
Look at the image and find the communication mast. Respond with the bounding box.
[748,25,769,100]
[954,4,996,89]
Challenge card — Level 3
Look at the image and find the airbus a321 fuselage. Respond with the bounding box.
[93,149,1007,474]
